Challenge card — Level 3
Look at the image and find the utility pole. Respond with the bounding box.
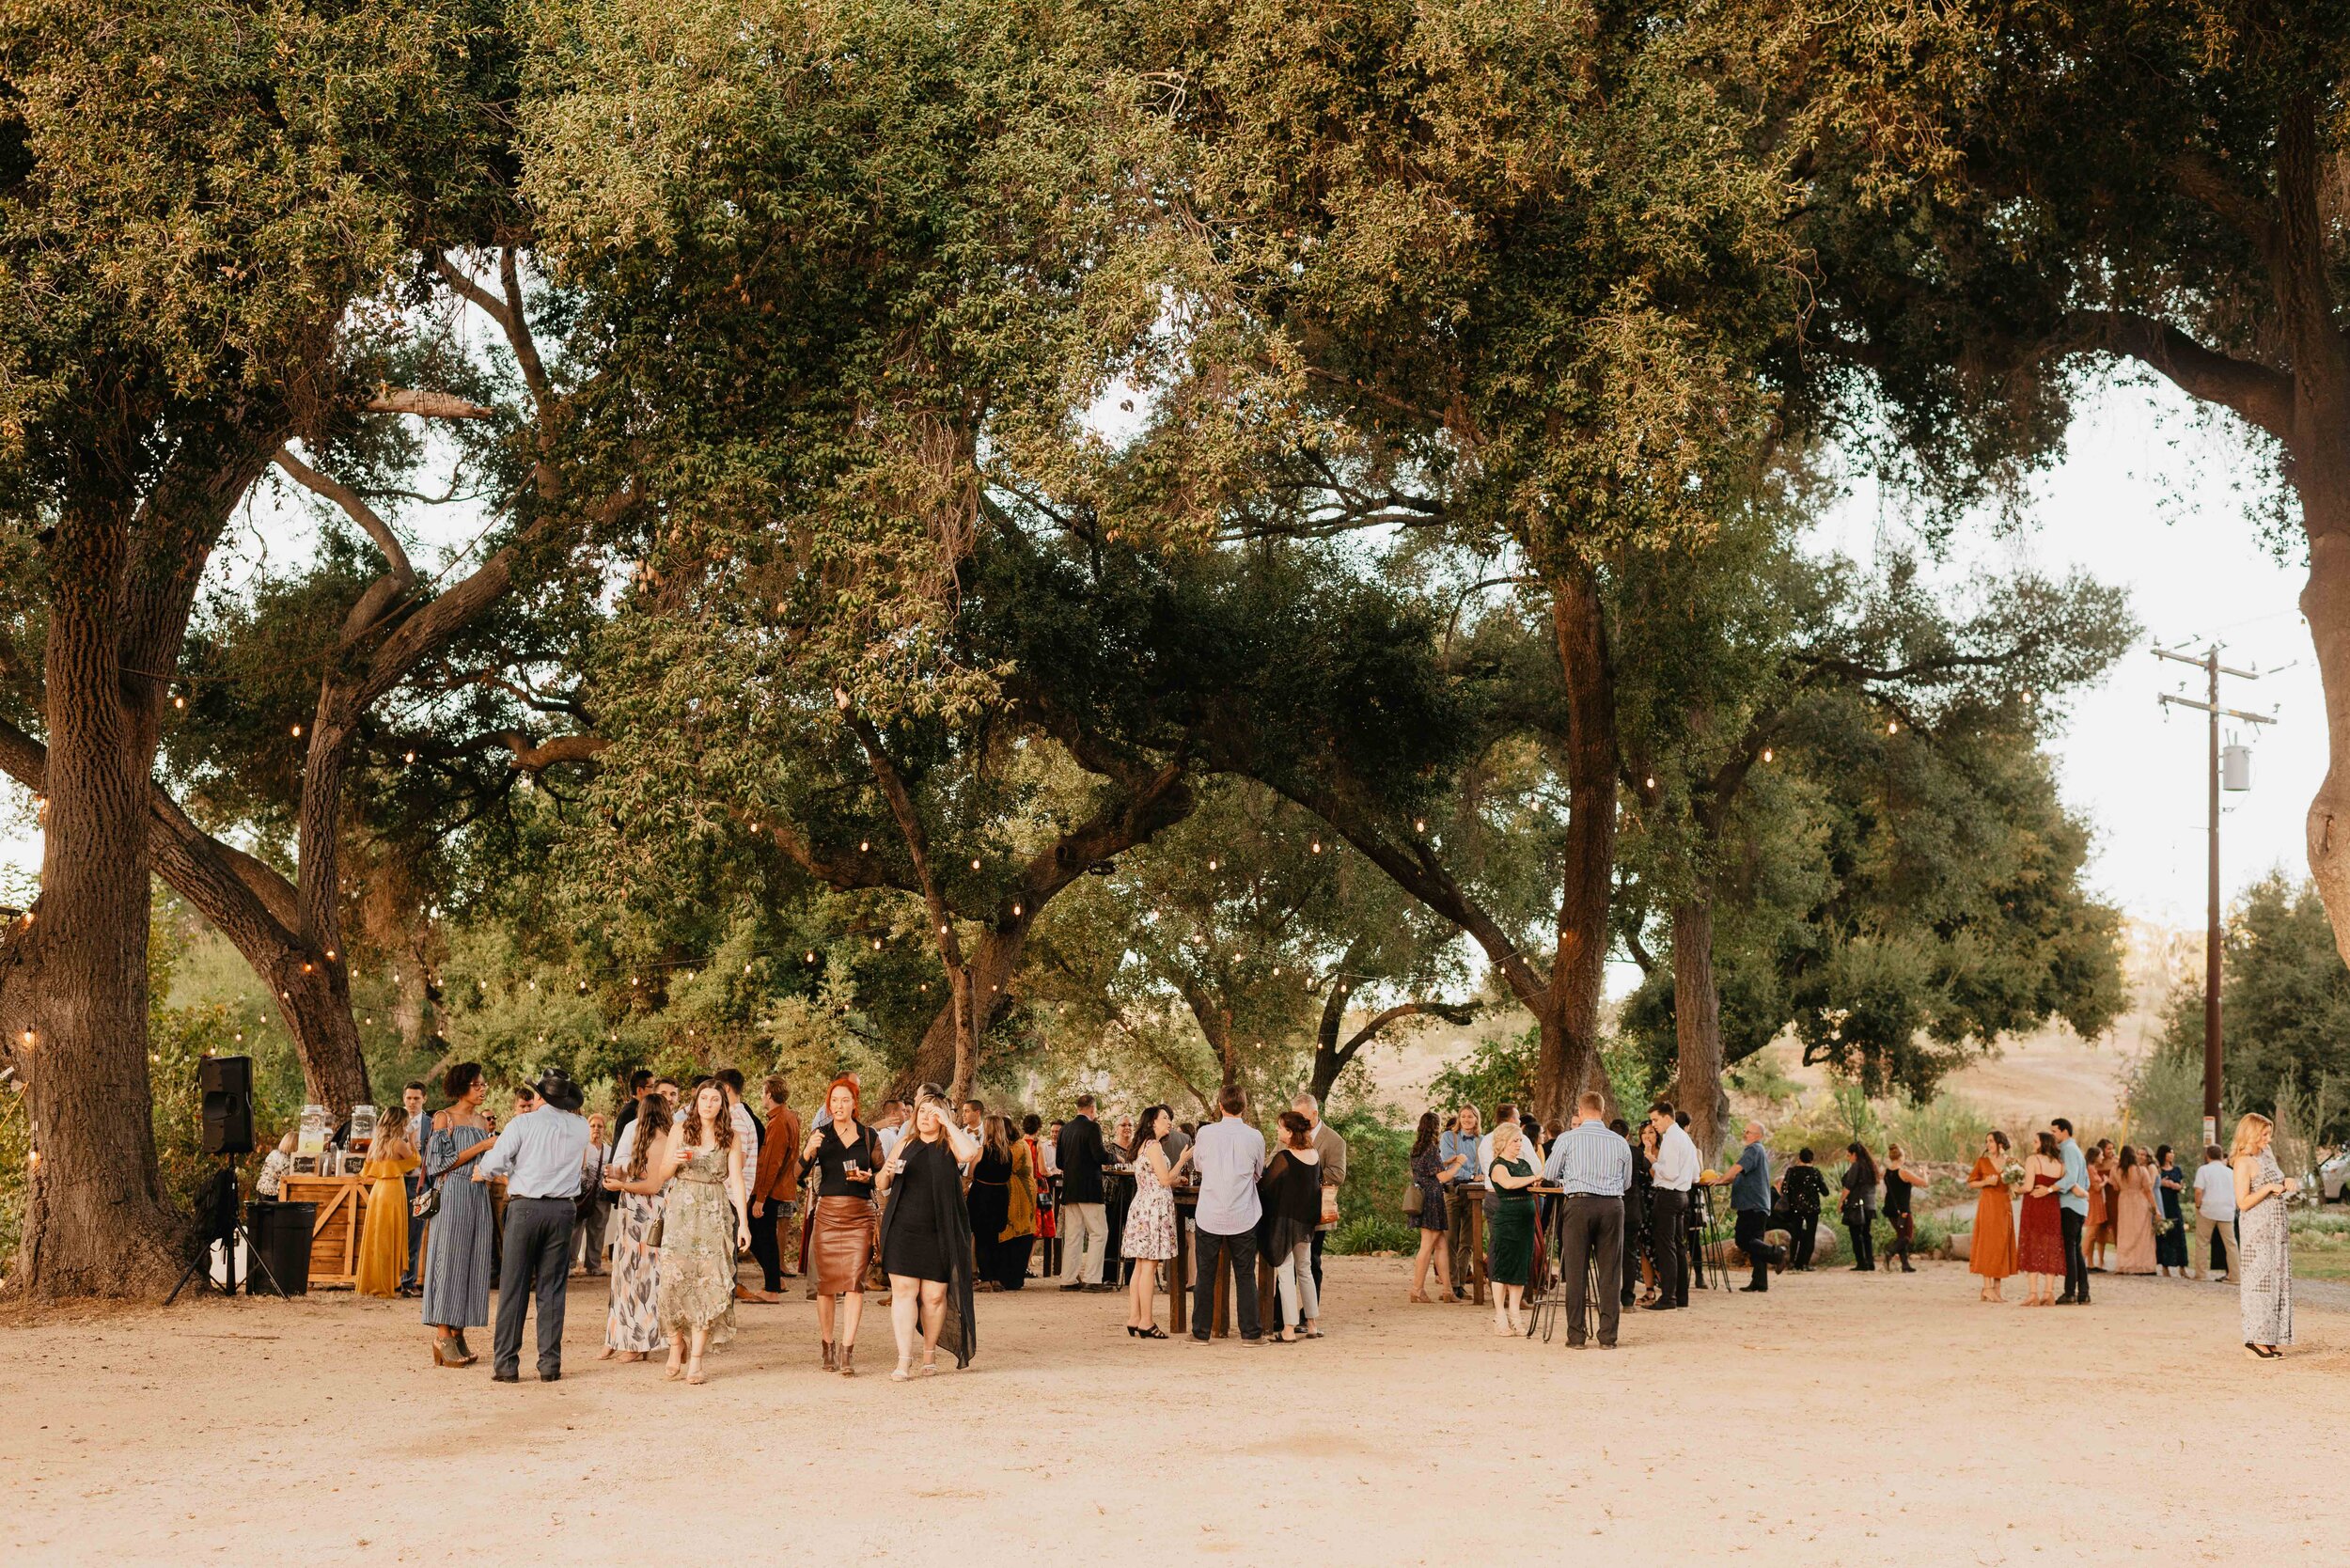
[2156,646,2276,1152]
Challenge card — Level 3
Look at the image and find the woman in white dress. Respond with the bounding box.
[2231,1112,2295,1359]
[1121,1105,1190,1341]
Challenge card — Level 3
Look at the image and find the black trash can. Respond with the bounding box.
[245,1200,314,1296]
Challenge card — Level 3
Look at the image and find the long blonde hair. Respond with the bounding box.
[2230,1112,2273,1160]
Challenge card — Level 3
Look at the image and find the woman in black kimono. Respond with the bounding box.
[876,1092,980,1379]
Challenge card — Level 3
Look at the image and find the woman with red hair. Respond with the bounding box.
[800,1075,883,1374]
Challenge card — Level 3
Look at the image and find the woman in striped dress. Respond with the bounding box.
[2231,1112,2295,1359]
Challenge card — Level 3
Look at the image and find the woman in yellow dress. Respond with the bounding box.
[356,1107,421,1297]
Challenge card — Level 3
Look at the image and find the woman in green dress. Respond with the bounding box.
[650,1079,751,1385]
[1486,1121,1540,1337]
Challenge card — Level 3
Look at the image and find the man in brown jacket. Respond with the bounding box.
[748,1075,805,1294]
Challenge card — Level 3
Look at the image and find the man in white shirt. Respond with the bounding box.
[2191,1142,2238,1281]
[1188,1086,1268,1342]
[1647,1099,1700,1310]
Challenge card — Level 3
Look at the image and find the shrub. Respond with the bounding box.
[1324,1106,1418,1255]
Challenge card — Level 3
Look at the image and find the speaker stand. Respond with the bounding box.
[165,1158,285,1305]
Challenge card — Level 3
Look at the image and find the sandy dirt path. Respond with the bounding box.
[2,1258,2339,1565]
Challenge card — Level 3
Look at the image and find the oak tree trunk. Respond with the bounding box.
[13,502,181,1296]
[1533,566,1620,1128]
[1669,898,1729,1159]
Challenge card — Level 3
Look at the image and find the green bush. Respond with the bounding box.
[1324,1106,1418,1254]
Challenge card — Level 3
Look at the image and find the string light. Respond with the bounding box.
[18,1029,30,1049]
[1887,719,1899,734]
[859,840,870,852]
[1762,747,1774,762]
[1010,903,1022,917]
[1309,839,1322,855]
[1207,858,1218,871]
[1644,776,1655,790]
[404,751,416,764]
[325,949,337,961]
[805,951,816,963]
[1414,818,1426,833]
[173,696,185,710]
[871,939,883,950]
[970,857,981,870]
[301,963,314,974]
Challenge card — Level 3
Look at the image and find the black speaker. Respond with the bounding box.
[199,1055,255,1156]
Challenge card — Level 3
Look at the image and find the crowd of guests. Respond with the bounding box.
[382,1065,1357,1379]
[363,1065,2303,1382]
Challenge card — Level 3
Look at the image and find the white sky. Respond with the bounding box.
[1813,376,2322,933]
[1,375,2318,942]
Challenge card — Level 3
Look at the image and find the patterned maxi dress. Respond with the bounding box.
[420,1122,494,1330]
[655,1146,738,1347]
[604,1186,667,1354]
[2239,1149,2294,1347]
[1122,1148,1177,1262]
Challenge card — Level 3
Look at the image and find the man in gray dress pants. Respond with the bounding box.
[476,1068,591,1383]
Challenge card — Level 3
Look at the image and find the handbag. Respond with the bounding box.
[1403,1182,1425,1218]
[1320,1184,1341,1228]
[1839,1197,1866,1230]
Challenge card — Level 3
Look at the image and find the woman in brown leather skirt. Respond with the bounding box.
[801,1076,882,1374]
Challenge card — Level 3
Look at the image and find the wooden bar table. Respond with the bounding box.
[1449,1181,1491,1306]
[1164,1185,1199,1335]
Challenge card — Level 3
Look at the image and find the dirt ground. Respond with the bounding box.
[3,1255,2342,1565]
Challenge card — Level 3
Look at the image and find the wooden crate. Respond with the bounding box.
[279,1173,372,1290]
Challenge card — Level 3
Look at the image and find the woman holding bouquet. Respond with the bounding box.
[2112,1145,2158,1275]
[2154,1145,2189,1276]
[1966,1130,2017,1301]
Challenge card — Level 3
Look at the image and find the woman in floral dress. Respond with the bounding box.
[598,1094,671,1363]
[651,1079,751,1384]
[2231,1112,2295,1358]
[1120,1105,1189,1339]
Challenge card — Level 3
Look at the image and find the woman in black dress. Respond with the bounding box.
[967,1117,1020,1291]
[876,1092,981,1379]
[1841,1142,1879,1272]
[2154,1143,2190,1276]
[1407,1110,1462,1304]
[1881,1143,1922,1274]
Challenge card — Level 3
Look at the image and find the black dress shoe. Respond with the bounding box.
[1058,1282,1089,1292]
[1641,1300,1678,1311]
[492,1371,519,1383]
[1739,1284,1767,1293]
[539,1371,561,1382]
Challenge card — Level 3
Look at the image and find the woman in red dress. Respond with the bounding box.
[2015,1130,2067,1307]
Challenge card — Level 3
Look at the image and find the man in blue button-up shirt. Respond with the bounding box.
[2053,1117,2092,1305]
[1545,1091,1632,1347]
[1438,1108,1484,1299]
[475,1069,590,1382]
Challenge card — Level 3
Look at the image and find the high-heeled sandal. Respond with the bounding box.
[685,1362,707,1385]
[1136,1325,1167,1340]
[664,1360,685,1381]
[1407,1291,1434,1304]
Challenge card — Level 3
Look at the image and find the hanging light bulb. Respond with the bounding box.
[173,695,185,710]
[1011,902,1022,917]
[1207,858,1218,871]
[403,751,415,764]
[291,724,303,738]
[939,924,949,935]
[872,938,883,950]
[325,949,337,962]
[2021,690,2035,707]
[301,963,314,975]
[1414,818,1426,833]
[1309,839,1322,855]
[1762,747,1774,763]
[805,951,816,963]
[970,857,981,870]
[1887,719,1898,735]
[859,840,870,852]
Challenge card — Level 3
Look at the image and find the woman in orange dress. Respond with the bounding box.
[2085,1141,2113,1271]
[2111,1145,2158,1274]
[355,1107,421,1297]
[1966,1129,2018,1301]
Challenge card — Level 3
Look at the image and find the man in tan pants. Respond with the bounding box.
[2191,1143,2238,1281]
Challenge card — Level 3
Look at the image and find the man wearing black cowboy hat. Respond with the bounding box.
[475,1066,592,1382]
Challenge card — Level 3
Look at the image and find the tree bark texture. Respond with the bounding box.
[1534,565,1620,1128]
[1669,898,1729,1159]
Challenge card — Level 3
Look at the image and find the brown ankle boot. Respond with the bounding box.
[821,1340,835,1372]
[838,1344,856,1377]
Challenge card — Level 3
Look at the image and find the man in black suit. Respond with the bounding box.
[1056,1093,1111,1291]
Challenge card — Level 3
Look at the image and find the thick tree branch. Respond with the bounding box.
[2065,309,2293,440]
[500,732,607,771]
[364,387,495,420]
[274,445,416,587]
